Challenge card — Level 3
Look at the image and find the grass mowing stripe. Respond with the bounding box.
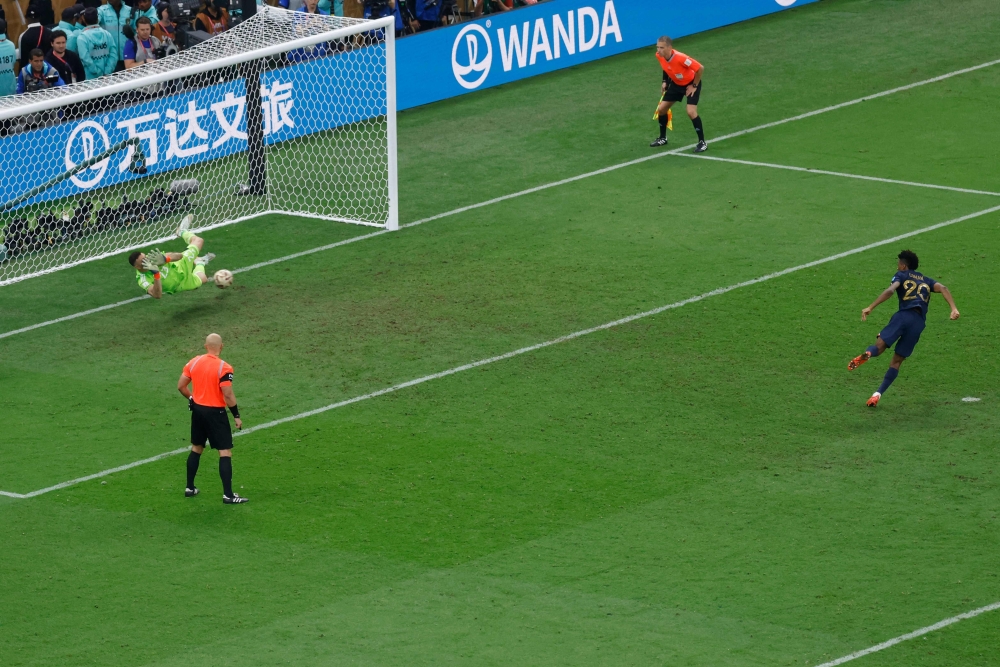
[8,202,1000,499]
[676,154,1000,197]
[815,601,1000,667]
[3,56,998,342]
[698,57,1000,149]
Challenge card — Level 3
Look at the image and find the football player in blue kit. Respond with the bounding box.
[848,250,960,407]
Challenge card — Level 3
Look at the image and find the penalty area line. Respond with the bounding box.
[814,601,1000,667]
[7,202,1000,499]
[2,56,998,341]
[674,154,1000,198]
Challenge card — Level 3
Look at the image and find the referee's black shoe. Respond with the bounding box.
[694,140,708,153]
[185,487,199,498]
[223,493,249,504]
[649,137,668,148]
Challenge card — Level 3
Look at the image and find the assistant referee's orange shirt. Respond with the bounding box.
[656,50,702,86]
[182,354,234,408]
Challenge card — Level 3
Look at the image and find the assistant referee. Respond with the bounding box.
[177,333,248,504]
[650,35,708,152]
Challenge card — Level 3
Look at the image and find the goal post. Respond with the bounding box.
[0,8,398,287]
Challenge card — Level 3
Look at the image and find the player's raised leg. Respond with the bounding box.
[848,337,887,370]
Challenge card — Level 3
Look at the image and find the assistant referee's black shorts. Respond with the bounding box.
[664,79,702,105]
[191,403,233,450]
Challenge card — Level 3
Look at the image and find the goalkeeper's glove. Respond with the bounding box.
[146,249,167,267]
[140,257,161,273]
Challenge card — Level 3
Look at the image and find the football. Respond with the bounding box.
[213,269,234,289]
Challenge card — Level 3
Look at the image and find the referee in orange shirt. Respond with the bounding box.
[650,36,708,152]
[177,333,248,504]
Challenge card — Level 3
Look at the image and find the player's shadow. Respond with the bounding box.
[168,297,231,325]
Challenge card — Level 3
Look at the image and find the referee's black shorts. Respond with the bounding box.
[664,79,702,105]
[191,403,233,450]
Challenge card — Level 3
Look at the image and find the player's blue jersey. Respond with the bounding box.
[892,270,937,318]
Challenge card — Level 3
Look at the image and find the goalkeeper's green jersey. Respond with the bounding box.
[136,251,203,295]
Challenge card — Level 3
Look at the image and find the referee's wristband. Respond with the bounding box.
[229,404,240,419]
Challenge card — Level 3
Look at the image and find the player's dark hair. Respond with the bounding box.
[128,251,142,267]
[898,250,918,270]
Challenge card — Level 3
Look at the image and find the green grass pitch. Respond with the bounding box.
[2,0,1000,664]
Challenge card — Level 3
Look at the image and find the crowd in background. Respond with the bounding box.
[0,0,550,98]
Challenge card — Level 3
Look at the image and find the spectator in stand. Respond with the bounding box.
[46,30,85,84]
[475,0,536,15]
[56,6,83,53]
[297,0,328,14]
[0,20,17,97]
[35,0,56,29]
[123,17,159,68]
[81,0,102,8]
[128,0,159,32]
[280,0,343,15]
[408,0,443,31]
[77,7,116,79]
[17,48,64,93]
[194,0,229,36]
[19,5,54,68]
[364,0,401,38]
[152,3,177,45]
[98,0,132,71]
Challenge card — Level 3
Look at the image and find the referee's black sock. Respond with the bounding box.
[219,456,234,497]
[659,116,668,140]
[691,115,705,142]
[186,450,201,489]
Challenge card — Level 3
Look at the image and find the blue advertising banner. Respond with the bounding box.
[0,47,385,210]
[396,0,816,110]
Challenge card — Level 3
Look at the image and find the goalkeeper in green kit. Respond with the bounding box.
[129,215,216,299]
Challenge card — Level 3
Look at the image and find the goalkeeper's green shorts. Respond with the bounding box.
[163,244,206,294]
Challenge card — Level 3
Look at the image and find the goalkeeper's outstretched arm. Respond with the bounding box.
[148,274,163,299]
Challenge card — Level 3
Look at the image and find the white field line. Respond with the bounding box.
[2,57,998,340]
[690,57,1000,150]
[4,201,999,499]
[814,601,1000,667]
[676,154,1000,197]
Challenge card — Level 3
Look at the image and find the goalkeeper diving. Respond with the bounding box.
[128,215,217,299]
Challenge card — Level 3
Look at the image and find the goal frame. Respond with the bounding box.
[0,10,398,287]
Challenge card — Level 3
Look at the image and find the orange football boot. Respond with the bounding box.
[848,351,871,371]
[866,392,881,407]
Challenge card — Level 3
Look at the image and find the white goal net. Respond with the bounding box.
[0,8,397,287]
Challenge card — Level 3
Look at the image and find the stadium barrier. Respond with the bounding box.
[396,0,818,110]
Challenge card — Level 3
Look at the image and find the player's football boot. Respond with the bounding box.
[694,140,708,153]
[194,253,215,266]
[848,351,871,371]
[223,493,249,504]
[176,214,194,238]
[866,392,881,407]
[185,487,199,498]
[649,137,668,148]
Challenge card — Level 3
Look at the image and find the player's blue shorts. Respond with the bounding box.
[878,308,926,358]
